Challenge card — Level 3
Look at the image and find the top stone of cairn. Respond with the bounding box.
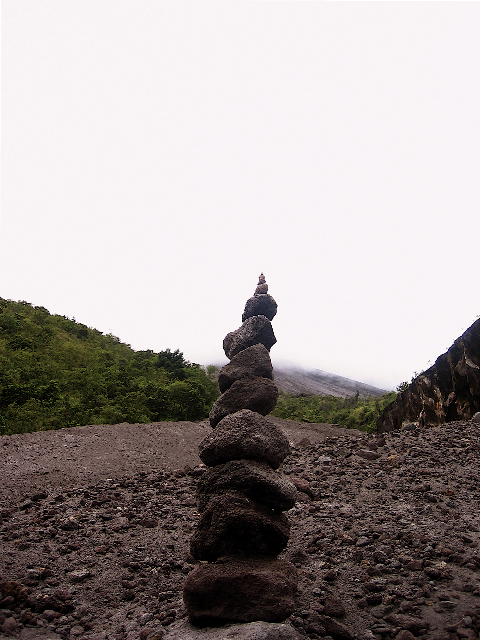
[242,273,277,322]
[255,273,268,295]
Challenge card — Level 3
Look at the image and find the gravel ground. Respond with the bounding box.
[1,418,479,640]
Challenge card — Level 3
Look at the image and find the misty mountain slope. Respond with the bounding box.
[273,365,388,398]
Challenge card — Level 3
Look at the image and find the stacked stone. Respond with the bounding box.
[183,274,298,626]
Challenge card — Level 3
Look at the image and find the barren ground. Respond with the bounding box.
[1,418,479,640]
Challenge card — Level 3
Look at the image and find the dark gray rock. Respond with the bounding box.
[223,316,276,360]
[196,459,298,512]
[242,295,278,322]
[255,283,269,295]
[209,377,279,428]
[316,616,354,640]
[199,410,290,469]
[165,620,302,640]
[323,596,346,618]
[183,557,298,625]
[355,449,381,461]
[190,491,291,561]
[384,614,429,635]
[218,344,273,393]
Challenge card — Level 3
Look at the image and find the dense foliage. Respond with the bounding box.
[272,391,397,433]
[0,299,219,435]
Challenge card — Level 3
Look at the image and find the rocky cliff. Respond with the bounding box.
[377,317,480,433]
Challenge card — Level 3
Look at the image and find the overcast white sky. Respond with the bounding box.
[2,1,479,390]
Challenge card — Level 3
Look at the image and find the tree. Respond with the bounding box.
[156,349,188,380]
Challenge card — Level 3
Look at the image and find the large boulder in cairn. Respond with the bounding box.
[183,556,298,625]
[197,459,298,512]
[190,491,291,561]
[209,377,279,428]
[242,294,278,322]
[223,316,276,360]
[218,344,274,393]
[199,410,290,470]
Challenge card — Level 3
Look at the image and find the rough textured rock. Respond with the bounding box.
[190,491,291,561]
[184,274,297,626]
[377,317,480,432]
[165,621,301,640]
[2,417,480,638]
[199,410,290,469]
[384,614,429,635]
[218,344,274,393]
[183,557,298,625]
[255,283,269,295]
[209,377,279,428]
[196,459,298,512]
[242,294,278,322]
[316,615,354,640]
[223,316,276,360]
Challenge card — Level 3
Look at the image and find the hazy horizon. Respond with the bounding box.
[1,291,472,393]
[2,2,479,391]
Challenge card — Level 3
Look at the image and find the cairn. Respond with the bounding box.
[183,274,298,625]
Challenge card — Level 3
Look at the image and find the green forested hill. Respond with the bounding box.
[0,299,219,435]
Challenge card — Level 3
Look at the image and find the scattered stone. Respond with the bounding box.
[140,518,159,528]
[69,569,92,583]
[29,590,75,614]
[394,631,416,640]
[59,515,81,530]
[0,580,28,604]
[43,609,60,622]
[356,449,381,461]
[316,615,354,640]
[323,596,346,618]
[323,569,336,582]
[296,437,311,449]
[384,614,429,635]
[1,617,17,634]
[356,537,370,547]
[70,624,86,636]
[165,620,301,639]
[290,477,312,497]
[19,609,37,625]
